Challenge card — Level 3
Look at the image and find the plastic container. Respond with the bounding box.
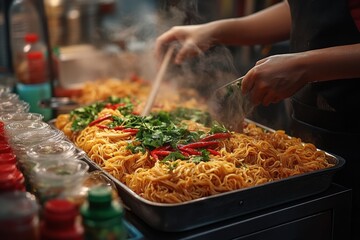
[40,199,84,240]
[25,139,84,178]
[0,112,44,124]
[10,128,65,177]
[67,170,119,207]
[0,100,30,114]
[80,186,127,240]
[26,139,82,161]
[4,120,50,141]
[32,159,89,204]
[0,191,39,240]
[0,92,18,102]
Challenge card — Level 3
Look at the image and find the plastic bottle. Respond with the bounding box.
[16,32,53,121]
[9,0,43,79]
[0,191,40,240]
[80,186,127,240]
[9,0,53,121]
[40,199,84,240]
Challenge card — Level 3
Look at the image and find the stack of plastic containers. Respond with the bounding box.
[0,90,143,239]
[0,121,26,193]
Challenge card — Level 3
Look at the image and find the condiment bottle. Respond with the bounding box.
[80,186,127,240]
[40,199,84,240]
[0,191,40,240]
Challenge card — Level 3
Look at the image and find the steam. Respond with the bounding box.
[94,1,254,132]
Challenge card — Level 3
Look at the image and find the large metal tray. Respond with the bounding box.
[49,118,345,232]
[77,123,345,233]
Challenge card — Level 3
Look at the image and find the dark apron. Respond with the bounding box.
[287,0,360,237]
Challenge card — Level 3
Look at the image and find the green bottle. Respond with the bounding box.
[80,186,127,240]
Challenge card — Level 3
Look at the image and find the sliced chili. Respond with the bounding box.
[182,141,219,149]
[105,103,126,110]
[150,151,158,160]
[122,128,139,134]
[207,148,220,156]
[200,132,232,142]
[96,124,110,129]
[89,114,112,126]
[178,146,201,155]
[151,150,172,156]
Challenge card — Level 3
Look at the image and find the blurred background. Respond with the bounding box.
[0,0,290,130]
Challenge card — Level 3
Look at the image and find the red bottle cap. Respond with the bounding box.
[44,199,78,223]
[0,153,17,165]
[41,199,84,240]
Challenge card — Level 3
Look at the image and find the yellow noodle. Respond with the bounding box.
[55,83,334,204]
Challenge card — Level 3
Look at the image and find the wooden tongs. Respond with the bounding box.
[141,45,176,116]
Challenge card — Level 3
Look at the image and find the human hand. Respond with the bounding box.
[241,53,309,106]
[155,24,215,64]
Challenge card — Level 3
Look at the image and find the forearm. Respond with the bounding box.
[300,44,360,82]
[206,1,291,46]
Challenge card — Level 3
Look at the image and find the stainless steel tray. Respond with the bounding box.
[76,127,345,232]
[49,118,345,232]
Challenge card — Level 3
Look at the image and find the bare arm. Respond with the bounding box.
[241,43,360,106]
[155,1,291,64]
[210,1,291,46]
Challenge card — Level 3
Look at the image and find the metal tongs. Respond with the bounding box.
[210,76,253,132]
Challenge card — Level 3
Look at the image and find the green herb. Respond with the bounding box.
[162,151,188,162]
[191,149,210,164]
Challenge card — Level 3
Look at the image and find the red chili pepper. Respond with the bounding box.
[179,150,190,157]
[154,145,172,151]
[182,141,219,149]
[105,103,126,110]
[89,114,112,126]
[200,132,232,142]
[95,124,110,129]
[207,148,220,156]
[113,126,125,130]
[150,151,158,160]
[178,145,201,155]
[122,128,139,134]
[151,150,172,156]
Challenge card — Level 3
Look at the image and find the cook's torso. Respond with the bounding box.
[288,0,360,133]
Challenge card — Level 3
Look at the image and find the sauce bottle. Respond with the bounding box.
[40,199,84,240]
[80,186,127,240]
[0,191,39,240]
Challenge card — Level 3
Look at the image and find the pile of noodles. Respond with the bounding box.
[55,107,334,204]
